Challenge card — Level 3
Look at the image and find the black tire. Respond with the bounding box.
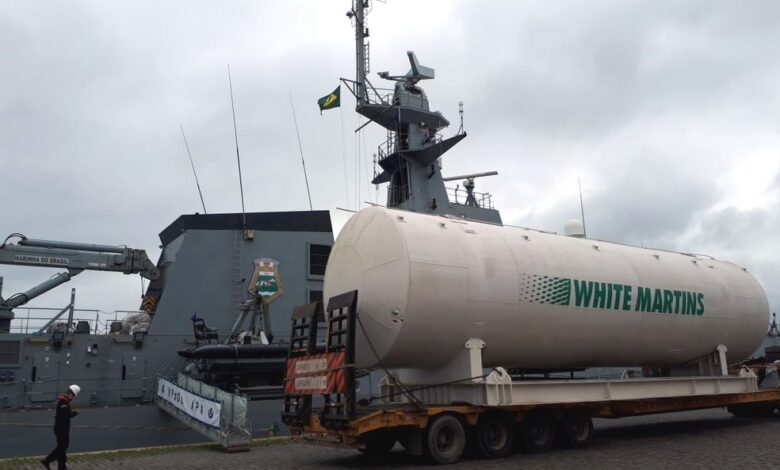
[476,412,514,459]
[559,410,593,449]
[358,430,396,456]
[425,414,466,464]
[521,410,556,453]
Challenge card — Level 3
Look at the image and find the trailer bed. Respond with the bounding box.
[290,387,780,445]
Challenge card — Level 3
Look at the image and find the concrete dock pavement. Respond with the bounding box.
[2,409,779,469]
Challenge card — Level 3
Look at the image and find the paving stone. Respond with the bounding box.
[3,409,779,469]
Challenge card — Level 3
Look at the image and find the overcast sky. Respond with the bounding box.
[1,0,778,324]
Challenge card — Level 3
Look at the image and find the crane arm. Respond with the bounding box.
[0,234,160,330]
[0,234,159,280]
[1,270,78,309]
[0,233,161,331]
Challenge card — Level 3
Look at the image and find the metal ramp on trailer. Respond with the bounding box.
[282,291,358,427]
[155,373,251,452]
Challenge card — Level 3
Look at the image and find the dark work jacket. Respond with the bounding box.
[53,395,77,434]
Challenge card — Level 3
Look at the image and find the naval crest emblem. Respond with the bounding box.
[249,258,284,303]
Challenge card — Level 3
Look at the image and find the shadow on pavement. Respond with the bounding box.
[313,415,778,468]
[595,416,772,441]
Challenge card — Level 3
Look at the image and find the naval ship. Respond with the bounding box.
[0,0,506,458]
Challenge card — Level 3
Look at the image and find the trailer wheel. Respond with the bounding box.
[521,410,556,453]
[559,410,593,449]
[476,412,513,459]
[358,430,396,455]
[425,414,466,464]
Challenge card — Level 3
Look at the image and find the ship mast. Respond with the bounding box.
[352,0,368,106]
[342,1,502,224]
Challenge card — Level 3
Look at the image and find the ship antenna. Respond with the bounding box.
[349,0,370,105]
[179,124,208,214]
[288,92,314,210]
[458,101,464,134]
[578,177,587,238]
[227,64,247,231]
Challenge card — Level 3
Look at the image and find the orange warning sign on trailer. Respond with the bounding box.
[284,352,347,395]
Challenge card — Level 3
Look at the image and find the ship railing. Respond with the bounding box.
[366,86,394,106]
[361,81,428,110]
[340,77,394,106]
[377,135,395,161]
[156,349,184,379]
[446,186,495,210]
[9,307,147,335]
[377,132,444,163]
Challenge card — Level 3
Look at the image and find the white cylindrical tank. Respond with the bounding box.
[324,207,769,371]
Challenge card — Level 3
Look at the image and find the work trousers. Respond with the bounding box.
[45,430,69,469]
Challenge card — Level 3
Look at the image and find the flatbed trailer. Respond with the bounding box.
[281,291,780,464]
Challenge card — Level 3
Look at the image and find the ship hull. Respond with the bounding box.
[0,400,284,458]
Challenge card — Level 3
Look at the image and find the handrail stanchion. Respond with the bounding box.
[66,289,75,334]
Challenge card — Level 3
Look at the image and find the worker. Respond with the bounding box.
[40,384,80,470]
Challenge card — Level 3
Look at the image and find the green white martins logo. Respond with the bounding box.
[519,274,705,315]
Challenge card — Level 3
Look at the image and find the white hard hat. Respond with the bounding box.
[68,384,81,397]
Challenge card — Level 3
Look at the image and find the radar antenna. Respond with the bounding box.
[378,51,435,85]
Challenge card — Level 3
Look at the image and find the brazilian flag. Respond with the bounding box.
[317,86,340,114]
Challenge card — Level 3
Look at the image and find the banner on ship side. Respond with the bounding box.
[157,378,222,428]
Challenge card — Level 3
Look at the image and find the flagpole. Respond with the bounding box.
[289,92,314,211]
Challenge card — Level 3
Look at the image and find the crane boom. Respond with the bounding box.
[0,233,160,332]
[0,235,159,280]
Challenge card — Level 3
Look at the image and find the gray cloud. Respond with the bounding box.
[1,0,779,320]
[695,206,768,251]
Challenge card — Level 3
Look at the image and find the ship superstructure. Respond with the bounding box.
[0,211,332,456]
[344,1,501,224]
